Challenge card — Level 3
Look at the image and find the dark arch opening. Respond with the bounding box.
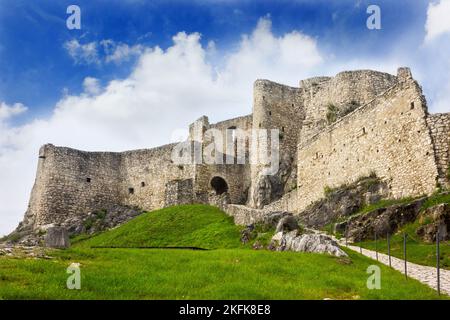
[211,176,228,195]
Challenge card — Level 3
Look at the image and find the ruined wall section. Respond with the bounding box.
[427,113,450,189]
[22,143,196,231]
[189,115,253,204]
[249,80,305,208]
[119,144,195,211]
[22,144,123,229]
[296,73,439,212]
[299,70,398,143]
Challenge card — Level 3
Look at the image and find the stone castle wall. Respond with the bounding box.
[22,143,196,230]
[296,71,440,212]
[17,67,449,235]
[298,70,398,143]
[427,113,450,189]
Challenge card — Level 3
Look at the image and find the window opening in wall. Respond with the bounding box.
[410,102,415,109]
[141,182,145,187]
[362,127,366,134]
[282,126,285,132]
[227,126,237,143]
[86,178,91,183]
[268,111,272,116]
[128,188,134,194]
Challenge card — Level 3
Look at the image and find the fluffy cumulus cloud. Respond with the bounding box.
[425,0,450,42]
[0,102,27,121]
[0,17,324,236]
[423,0,450,113]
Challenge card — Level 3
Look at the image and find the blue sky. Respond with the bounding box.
[0,0,432,123]
[0,0,449,236]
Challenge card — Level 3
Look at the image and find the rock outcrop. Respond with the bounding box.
[298,176,389,229]
[343,198,426,242]
[270,231,348,257]
[416,203,450,242]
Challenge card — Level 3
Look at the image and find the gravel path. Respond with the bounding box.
[341,241,450,296]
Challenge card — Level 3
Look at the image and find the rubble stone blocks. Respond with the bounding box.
[44,227,70,249]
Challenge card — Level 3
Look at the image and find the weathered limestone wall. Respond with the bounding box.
[299,70,398,143]
[120,144,195,211]
[193,163,251,204]
[23,143,196,230]
[224,189,298,225]
[296,71,439,212]
[187,115,253,204]
[24,144,123,228]
[249,80,305,208]
[427,113,450,189]
[18,67,448,235]
[164,179,194,207]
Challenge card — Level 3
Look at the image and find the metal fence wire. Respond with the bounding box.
[370,231,443,296]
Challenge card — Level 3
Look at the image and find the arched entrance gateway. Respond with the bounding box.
[210,176,228,195]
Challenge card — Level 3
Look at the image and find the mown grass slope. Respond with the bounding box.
[74,204,243,249]
[0,248,446,300]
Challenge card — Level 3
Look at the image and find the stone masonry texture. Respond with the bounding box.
[14,67,450,233]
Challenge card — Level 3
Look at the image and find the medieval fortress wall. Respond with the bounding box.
[427,113,450,189]
[23,143,197,229]
[17,67,450,233]
[296,70,439,212]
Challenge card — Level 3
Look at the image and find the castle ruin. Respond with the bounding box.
[14,67,450,236]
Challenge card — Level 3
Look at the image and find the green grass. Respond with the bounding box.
[1,204,447,299]
[353,197,417,218]
[356,192,450,269]
[74,204,243,249]
[421,192,450,211]
[0,247,445,300]
[356,222,450,270]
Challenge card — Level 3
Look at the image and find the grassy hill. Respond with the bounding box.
[74,204,243,249]
[1,204,447,299]
[0,248,445,300]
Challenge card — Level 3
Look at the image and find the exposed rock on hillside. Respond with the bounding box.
[270,231,348,257]
[416,203,450,242]
[4,204,144,247]
[298,176,389,228]
[343,198,426,242]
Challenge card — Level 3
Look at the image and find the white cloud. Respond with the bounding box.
[82,77,102,96]
[64,39,100,65]
[64,39,146,65]
[423,0,450,113]
[0,102,27,121]
[0,17,323,236]
[425,0,450,42]
[101,40,145,64]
